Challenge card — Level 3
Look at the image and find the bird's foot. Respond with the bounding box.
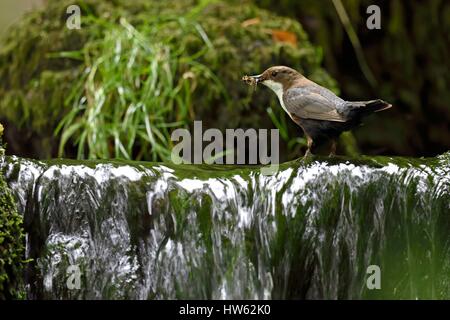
[329,140,337,157]
[294,151,313,163]
[302,149,314,161]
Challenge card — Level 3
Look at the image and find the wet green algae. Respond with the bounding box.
[0,0,338,161]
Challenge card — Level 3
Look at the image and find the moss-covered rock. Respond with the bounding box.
[0,0,338,161]
[0,124,26,299]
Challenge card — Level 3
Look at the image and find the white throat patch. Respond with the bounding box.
[262,80,289,114]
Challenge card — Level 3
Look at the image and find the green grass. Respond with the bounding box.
[55,14,227,161]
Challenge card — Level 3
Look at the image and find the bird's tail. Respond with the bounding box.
[346,99,392,116]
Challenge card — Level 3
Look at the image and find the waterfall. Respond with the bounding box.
[2,153,450,299]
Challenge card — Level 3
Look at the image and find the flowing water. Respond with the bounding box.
[2,153,450,299]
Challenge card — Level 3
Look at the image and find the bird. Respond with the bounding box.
[243,66,392,157]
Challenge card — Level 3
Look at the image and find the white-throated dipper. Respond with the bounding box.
[243,66,392,157]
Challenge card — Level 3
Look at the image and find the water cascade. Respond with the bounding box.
[2,153,449,299]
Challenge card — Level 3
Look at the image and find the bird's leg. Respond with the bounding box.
[329,139,337,157]
[303,136,314,159]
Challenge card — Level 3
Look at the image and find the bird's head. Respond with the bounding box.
[247,66,304,93]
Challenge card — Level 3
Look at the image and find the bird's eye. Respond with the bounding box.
[272,71,278,77]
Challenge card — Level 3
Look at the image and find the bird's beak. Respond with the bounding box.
[250,74,264,84]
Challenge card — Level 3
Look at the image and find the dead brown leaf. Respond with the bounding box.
[270,30,297,46]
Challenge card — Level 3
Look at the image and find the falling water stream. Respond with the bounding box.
[2,153,450,299]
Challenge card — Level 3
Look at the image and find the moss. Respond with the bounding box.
[0,0,338,161]
[0,124,27,299]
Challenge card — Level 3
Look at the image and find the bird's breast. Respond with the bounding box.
[264,81,288,111]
